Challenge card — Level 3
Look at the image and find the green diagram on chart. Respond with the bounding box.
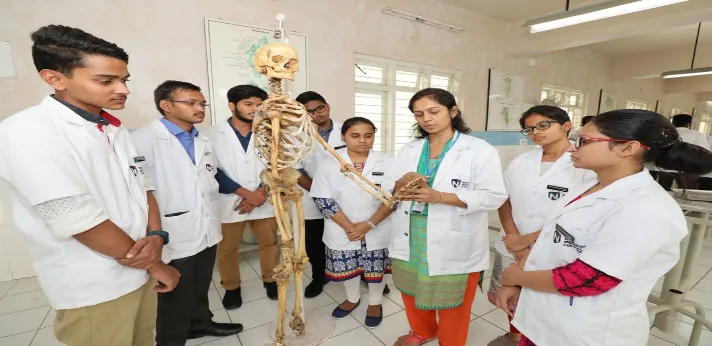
[244,36,270,93]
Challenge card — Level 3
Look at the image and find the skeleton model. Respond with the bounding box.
[253,15,396,346]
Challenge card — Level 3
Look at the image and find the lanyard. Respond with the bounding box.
[420,131,460,185]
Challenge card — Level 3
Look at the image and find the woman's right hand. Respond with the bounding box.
[503,234,531,253]
[394,172,426,195]
[495,285,521,318]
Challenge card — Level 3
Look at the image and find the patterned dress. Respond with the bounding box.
[391,157,470,310]
[313,162,392,284]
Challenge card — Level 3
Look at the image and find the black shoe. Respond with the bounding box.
[383,284,391,295]
[304,279,325,298]
[222,287,242,310]
[187,322,243,339]
[264,282,278,300]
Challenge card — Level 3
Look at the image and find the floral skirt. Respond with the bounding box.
[487,251,518,311]
[325,240,391,283]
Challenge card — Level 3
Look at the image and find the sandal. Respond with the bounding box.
[393,332,436,346]
[365,305,383,328]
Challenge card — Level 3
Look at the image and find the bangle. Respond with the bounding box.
[434,191,444,204]
[366,220,377,229]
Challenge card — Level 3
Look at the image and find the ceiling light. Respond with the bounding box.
[382,7,464,33]
[524,0,689,33]
[661,67,712,79]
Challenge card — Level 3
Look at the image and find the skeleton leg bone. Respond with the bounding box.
[289,195,308,335]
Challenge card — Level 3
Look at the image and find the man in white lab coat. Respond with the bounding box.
[208,85,279,309]
[0,25,179,346]
[132,81,243,345]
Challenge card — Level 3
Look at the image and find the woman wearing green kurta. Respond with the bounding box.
[388,88,508,346]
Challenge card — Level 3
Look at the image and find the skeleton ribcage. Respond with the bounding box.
[253,101,316,170]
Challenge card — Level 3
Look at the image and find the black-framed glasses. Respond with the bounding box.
[305,104,326,115]
[520,120,558,135]
[574,137,650,150]
[169,100,210,109]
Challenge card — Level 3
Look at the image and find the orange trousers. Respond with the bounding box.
[401,272,480,346]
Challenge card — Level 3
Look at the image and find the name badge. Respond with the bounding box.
[411,201,425,214]
[134,156,146,163]
[546,185,569,192]
[372,172,384,176]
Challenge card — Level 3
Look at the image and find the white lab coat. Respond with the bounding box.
[0,96,150,310]
[296,121,344,220]
[310,148,393,251]
[205,121,274,223]
[512,170,688,346]
[388,133,508,275]
[495,149,596,259]
[131,120,222,261]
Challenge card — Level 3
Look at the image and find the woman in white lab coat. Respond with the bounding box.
[389,88,508,346]
[486,105,595,346]
[310,117,394,328]
[497,109,712,346]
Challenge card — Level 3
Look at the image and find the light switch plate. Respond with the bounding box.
[520,139,528,145]
[0,41,16,79]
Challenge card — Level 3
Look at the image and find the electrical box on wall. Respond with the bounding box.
[0,41,16,79]
[520,139,528,145]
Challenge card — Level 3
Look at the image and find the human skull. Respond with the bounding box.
[254,42,299,81]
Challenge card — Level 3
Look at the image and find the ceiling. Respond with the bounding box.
[585,22,712,56]
[437,0,603,23]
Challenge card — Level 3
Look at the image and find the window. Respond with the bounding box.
[355,54,462,154]
[698,113,711,135]
[671,108,687,116]
[625,99,651,111]
[540,85,588,128]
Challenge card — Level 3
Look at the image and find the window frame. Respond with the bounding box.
[354,54,462,154]
[540,85,588,128]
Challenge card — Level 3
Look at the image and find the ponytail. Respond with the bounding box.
[591,109,712,176]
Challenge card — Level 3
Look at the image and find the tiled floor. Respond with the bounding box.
[1,234,712,346]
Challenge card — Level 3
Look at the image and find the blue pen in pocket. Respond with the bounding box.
[570,297,574,306]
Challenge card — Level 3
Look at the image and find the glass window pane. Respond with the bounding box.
[355,64,384,84]
[431,75,450,90]
[396,70,420,88]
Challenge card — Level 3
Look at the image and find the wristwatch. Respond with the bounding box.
[147,230,169,245]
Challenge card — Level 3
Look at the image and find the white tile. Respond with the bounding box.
[312,303,361,337]
[0,281,14,298]
[321,327,383,346]
[348,292,403,327]
[208,289,223,312]
[697,256,712,267]
[226,297,277,331]
[0,289,50,315]
[0,306,49,337]
[30,326,63,346]
[211,265,259,289]
[369,311,412,345]
[471,285,497,317]
[7,253,35,279]
[651,321,712,346]
[647,335,675,346]
[40,309,55,328]
[694,278,712,294]
[0,330,34,346]
[199,335,241,346]
[6,277,41,296]
[465,318,508,346]
[386,287,405,309]
[236,324,272,346]
[693,265,711,278]
[0,258,12,283]
[481,309,511,331]
[0,226,29,256]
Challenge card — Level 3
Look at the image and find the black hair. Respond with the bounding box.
[591,109,712,175]
[408,88,471,139]
[581,115,594,126]
[295,91,327,105]
[226,85,268,104]
[519,105,571,128]
[153,80,201,115]
[341,117,377,135]
[672,114,693,128]
[30,25,128,76]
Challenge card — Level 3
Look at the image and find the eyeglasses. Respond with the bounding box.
[520,120,558,135]
[574,137,650,150]
[305,105,326,115]
[169,100,210,109]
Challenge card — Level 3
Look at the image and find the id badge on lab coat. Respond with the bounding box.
[411,201,425,214]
